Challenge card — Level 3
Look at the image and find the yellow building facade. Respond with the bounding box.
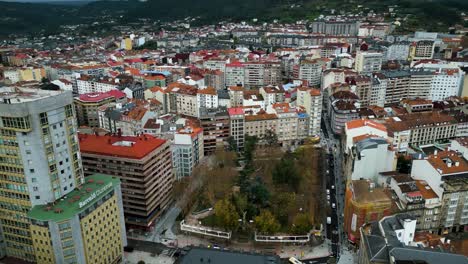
[28,174,127,264]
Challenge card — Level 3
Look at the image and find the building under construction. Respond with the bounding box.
[344,179,393,244]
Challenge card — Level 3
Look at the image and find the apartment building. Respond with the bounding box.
[269,103,298,143]
[172,126,204,180]
[228,108,245,151]
[310,19,359,36]
[99,102,155,136]
[408,70,433,99]
[412,61,465,100]
[0,87,126,263]
[203,58,227,72]
[384,112,457,152]
[344,180,392,244]
[322,68,357,91]
[344,119,389,152]
[296,87,322,136]
[244,62,281,88]
[244,112,278,140]
[354,51,383,74]
[224,61,245,87]
[328,91,360,135]
[204,70,225,90]
[79,133,173,229]
[382,70,411,105]
[76,75,120,94]
[349,75,372,107]
[296,59,326,86]
[197,87,219,116]
[346,136,396,182]
[3,67,46,84]
[74,90,126,127]
[410,40,435,61]
[199,108,230,155]
[386,173,441,232]
[167,83,199,117]
[228,86,244,107]
[369,74,387,107]
[411,150,468,235]
[260,85,285,107]
[28,174,127,264]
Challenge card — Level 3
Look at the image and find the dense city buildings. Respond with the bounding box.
[1,6,468,263]
[74,90,127,127]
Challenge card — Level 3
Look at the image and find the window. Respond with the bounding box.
[31,178,37,182]
[65,105,73,118]
[33,187,38,191]
[30,169,35,173]
[2,116,31,130]
[39,113,48,126]
[26,150,31,155]
[35,196,40,200]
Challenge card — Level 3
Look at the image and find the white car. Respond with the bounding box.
[332,203,336,209]
[331,185,335,190]
[327,195,330,201]
[326,189,330,195]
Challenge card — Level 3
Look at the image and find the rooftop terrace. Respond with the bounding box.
[28,174,120,222]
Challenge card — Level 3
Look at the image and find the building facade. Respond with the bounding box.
[28,174,127,264]
[79,134,173,229]
[0,87,83,262]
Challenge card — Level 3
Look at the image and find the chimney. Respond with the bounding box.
[434,150,438,156]
[455,161,460,167]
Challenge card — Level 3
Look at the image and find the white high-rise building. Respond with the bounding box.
[414,62,464,101]
[354,51,383,74]
[225,62,245,87]
[0,87,83,261]
[296,87,322,136]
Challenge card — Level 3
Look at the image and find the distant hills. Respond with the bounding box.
[0,0,467,36]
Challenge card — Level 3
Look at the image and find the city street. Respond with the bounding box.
[321,111,348,261]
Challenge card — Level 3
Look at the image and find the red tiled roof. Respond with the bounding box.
[228,107,244,116]
[346,119,387,132]
[78,133,166,159]
[76,90,126,103]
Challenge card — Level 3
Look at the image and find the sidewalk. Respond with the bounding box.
[337,248,356,264]
[175,233,331,260]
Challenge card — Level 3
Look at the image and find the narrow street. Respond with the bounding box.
[321,111,348,262]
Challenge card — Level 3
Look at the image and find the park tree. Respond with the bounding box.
[272,154,300,191]
[254,210,280,234]
[291,213,313,235]
[247,177,270,208]
[214,198,239,230]
[271,192,296,226]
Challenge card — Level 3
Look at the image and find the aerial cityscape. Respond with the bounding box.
[1,0,468,263]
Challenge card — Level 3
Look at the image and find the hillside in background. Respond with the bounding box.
[0,0,467,36]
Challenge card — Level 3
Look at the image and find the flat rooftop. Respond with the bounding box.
[28,174,120,222]
[0,86,65,104]
[79,133,166,159]
[351,180,391,204]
